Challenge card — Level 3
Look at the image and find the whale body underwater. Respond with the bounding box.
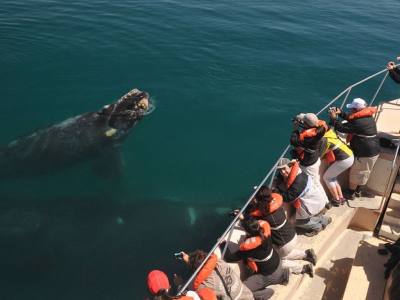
[0,88,151,178]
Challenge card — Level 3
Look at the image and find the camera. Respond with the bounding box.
[174,252,184,260]
[328,107,339,114]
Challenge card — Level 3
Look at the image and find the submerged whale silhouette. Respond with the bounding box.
[0,88,151,178]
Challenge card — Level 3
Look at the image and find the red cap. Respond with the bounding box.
[147,270,170,295]
[197,288,217,300]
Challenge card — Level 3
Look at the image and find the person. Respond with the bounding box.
[321,128,354,206]
[387,60,400,83]
[222,217,289,299]
[275,158,332,236]
[146,269,217,300]
[329,98,380,199]
[290,113,330,206]
[244,186,316,277]
[180,250,255,300]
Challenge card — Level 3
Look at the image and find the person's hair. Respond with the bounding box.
[255,186,272,203]
[188,250,208,272]
[241,216,261,236]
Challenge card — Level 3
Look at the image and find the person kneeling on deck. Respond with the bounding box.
[290,113,329,204]
[222,217,289,299]
[244,186,316,277]
[328,98,380,200]
[180,250,255,300]
[321,128,354,206]
[387,60,400,84]
[146,269,217,300]
[275,158,332,236]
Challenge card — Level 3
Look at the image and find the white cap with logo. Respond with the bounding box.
[346,98,367,110]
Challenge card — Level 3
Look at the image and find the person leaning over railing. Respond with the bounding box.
[289,113,330,205]
[328,98,380,200]
[178,249,255,300]
[387,60,400,83]
[221,217,288,300]
[241,186,316,277]
[274,158,332,236]
[320,127,354,206]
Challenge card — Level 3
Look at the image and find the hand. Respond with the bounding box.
[387,61,396,70]
[181,251,189,263]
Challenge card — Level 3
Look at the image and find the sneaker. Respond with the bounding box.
[322,217,332,229]
[301,263,314,278]
[325,202,332,210]
[355,190,361,198]
[304,228,322,237]
[305,249,317,266]
[330,199,341,207]
[339,198,346,205]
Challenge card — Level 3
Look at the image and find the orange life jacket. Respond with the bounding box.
[347,107,377,120]
[346,107,377,143]
[298,120,328,141]
[193,254,218,290]
[286,162,301,209]
[240,221,272,272]
[249,193,283,217]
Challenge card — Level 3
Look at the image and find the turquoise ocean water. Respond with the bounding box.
[1,0,399,298]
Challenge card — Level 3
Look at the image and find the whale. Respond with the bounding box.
[0,88,151,178]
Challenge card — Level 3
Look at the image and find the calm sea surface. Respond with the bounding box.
[0,0,399,298]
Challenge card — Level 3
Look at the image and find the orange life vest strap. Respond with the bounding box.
[240,236,262,251]
[258,220,271,238]
[193,254,218,290]
[247,260,258,273]
[286,161,300,188]
[347,107,377,120]
[268,193,283,213]
[293,198,301,209]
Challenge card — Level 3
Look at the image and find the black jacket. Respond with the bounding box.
[290,126,327,166]
[333,112,380,157]
[389,66,400,84]
[276,172,308,204]
[224,237,280,276]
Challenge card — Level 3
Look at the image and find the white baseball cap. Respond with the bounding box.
[346,98,367,110]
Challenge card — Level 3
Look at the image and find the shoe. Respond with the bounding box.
[355,190,361,197]
[339,198,346,205]
[305,228,322,237]
[281,268,290,285]
[301,263,314,278]
[305,249,317,266]
[343,190,355,200]
[322,217,332,229]
[325,202,332,210]
[330,199,341,207]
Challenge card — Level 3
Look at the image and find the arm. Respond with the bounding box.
[332,119,354,134]
[290,130,301,146]
[280,177,304,203]
[222,243,244,262]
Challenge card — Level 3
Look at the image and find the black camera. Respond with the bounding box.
[174,252,184,260]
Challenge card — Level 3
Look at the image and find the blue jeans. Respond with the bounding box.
[296,215,330,231]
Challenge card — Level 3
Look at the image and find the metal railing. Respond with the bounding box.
[177,64,398,295]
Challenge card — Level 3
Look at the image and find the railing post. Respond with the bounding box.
[370,72,389,106]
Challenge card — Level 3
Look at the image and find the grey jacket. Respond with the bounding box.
[198,260,254,300]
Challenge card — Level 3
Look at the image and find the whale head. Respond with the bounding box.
[101,88,151,131]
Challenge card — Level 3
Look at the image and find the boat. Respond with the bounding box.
[176,64,400,300]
